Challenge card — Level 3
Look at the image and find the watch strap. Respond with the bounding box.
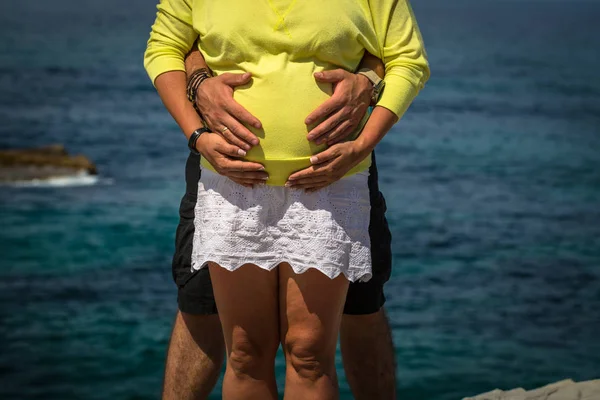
[357,68,383,87]
[187,127,210,155]
[357,68,385,106]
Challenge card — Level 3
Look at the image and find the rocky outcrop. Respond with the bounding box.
[464,379,600,400]
[0,145,97,182]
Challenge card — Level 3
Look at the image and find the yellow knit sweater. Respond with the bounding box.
[145,0,429,185]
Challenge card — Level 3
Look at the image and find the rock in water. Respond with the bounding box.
[463,379,600,400]
[0,145,97,182]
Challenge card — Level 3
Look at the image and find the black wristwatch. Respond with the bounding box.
[188,127,210,155]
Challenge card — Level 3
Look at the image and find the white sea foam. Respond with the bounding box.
[3,172,113,188]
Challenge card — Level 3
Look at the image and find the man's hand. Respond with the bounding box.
[195,72,262,152]
[285,141,369,192]
[305,70,372,146]
[196,131,268,188]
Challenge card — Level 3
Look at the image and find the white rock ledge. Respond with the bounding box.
[463,379,600,400]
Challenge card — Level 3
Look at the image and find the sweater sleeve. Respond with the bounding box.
[369,0,430,119]
[143,0,197,85]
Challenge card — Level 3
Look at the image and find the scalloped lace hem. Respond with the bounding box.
[191,258,372,283]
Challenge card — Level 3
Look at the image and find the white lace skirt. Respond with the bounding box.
[191,168,372,282]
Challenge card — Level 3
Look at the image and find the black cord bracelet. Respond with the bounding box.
[186,68,213,106]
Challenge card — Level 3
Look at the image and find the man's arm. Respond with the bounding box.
[184,46,384,150]
[144,1,267,188]
[305,52,385,146]
[288,0,430,192]
[360,52,386,81]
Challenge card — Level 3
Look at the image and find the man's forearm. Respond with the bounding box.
[182,42,262,146]
[357,52,385,79]
[185,42,210,78]
[182,45,386,149]
[155,71,204,139]
[185,44,383,82]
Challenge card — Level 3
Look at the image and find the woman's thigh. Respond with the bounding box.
[208,263,280,360]
[279,263,349,362]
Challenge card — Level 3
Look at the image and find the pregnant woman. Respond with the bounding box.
[145,0,429,398]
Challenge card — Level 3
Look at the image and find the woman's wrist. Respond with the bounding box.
[182,113,206,140]
[351,105,398,158]
[154,71,206,143]
[352,134,377,160]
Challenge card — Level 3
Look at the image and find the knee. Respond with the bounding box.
[228,343,261,379]
[228,333,278,379]
[285,335,333,382]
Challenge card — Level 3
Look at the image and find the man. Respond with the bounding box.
[162,47,395,399]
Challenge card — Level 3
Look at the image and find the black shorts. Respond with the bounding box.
[172,152,392,315]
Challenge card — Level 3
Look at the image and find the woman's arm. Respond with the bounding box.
[368,0,430,120]
[144,0,197,85]
[287,0,430,190]
[351,0,430,153]
[144,0,202,138]
[146,0,267,186]
[154,71,204,138]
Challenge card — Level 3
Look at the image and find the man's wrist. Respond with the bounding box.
[355,72,371,87]
[186,68,213,109]
[357,68,385,105]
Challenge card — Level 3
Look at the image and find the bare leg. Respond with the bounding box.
[279,264,350,400]
[209,263,280,400]
[340,308,396,400]
[162,311,225,400]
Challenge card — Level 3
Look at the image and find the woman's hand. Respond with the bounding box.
[289,106,398,192]
[285,141,369,192]
[196,132,268,188]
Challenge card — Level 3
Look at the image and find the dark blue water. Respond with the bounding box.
[1,0,599,398]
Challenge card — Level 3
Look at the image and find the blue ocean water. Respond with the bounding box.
[1,0,599,398]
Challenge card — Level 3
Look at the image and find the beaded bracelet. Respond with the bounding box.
[186,68,213,108]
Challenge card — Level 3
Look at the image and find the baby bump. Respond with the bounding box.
[233,68,333,183]
[235,75,332,156]
[200,63,371,185]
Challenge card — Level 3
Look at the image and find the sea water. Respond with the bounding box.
[1,0,599,398]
